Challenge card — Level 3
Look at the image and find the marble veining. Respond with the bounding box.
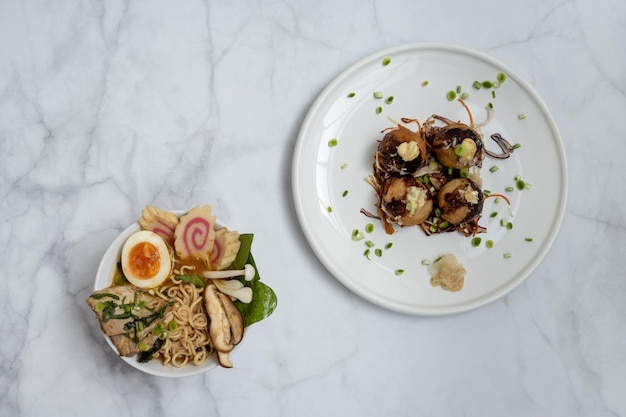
[1,0,625,416]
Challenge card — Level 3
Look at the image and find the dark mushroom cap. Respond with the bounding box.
[437,178,484,224]
[381,176,433,226]
[431,125,483,169]
[376,126,427,176]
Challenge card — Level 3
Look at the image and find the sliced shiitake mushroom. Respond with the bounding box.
[204,283,245,368]
[430,124,483,169]
[437,178,484,225]
[375,126,427,176]
[381,176,433,227]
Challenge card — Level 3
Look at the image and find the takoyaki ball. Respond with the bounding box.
[431,125,483,169]
[376,126,427,176]
[381,176,433,227]
[437,178,484,225]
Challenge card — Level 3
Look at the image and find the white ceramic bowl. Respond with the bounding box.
[93,216,231,377]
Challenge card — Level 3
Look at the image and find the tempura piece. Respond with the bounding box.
[174,205,216,263]
[138,205,179,246]
[210,228,241,270]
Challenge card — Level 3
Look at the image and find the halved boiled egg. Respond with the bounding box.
[120,230,172,289]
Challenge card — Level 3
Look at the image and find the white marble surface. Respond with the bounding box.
[1,0,624,416]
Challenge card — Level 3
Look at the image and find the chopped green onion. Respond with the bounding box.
[503,252,512,259]
[168,321,178,331]
[514,175,521,181]
[460,92,470,100]
[456,85,462,94]
[352,229,364,241]
[95,302,105,312]
[490,211,498,218]
[153,323,165,336]
[505,186,514,192]
[454,145,465,156]
[382,57,391,66]
[488,102,494,109]
[472,81,482,89]
[374,249,382,257]
[347,92,356,98]
[460,168,469,178]
[421,259,431,265]
[365,240,375,248]
[512,143,522,149]
[489,166,499,173]
[434,208,441,217]
[385,96,394,104]
[327,206,332,213]
[385,242,393,250]
[500,219,508,227]
[525,237,533,242]
[138,341,148,351]
[342,190,348,197]
[365,223,374,233]
[421,80,429,87]
[497,72,507,83]
[446,91,457,101]
[483,190,491,196]
[176,275,205,288]
[486,240,494,248]
[395,269,404,276]
[328,138,338,147]
[376,106,382,114]
[429,225,438,233]
[516,180,526,190]
[494,197,501,204]
[341,163,348,169]
[439,221,449,229]
[507,221,513,230]
[137,321,145,332]
[482,80,493,89]
[518,113,527,120]
[434,256,442,263]
[373,91,383,99]
[471,237,482,247]
[491,90,496,99]
[364,249,371,259]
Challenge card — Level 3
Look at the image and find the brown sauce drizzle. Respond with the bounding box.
[485,133,515,159]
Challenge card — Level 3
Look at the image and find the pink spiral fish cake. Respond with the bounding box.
[174,205,217,262]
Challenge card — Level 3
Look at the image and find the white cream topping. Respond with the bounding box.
[459,138,477,162]
[397,141,419,162]
[406,186,427,215]
[459,185,479,204]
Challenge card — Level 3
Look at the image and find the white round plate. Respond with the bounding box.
[94,215,230,377]
[292,43,567,315]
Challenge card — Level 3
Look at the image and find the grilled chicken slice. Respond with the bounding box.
[86,285,172,357]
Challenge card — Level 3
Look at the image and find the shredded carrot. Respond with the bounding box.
[485,193,511,205]
[457,98,474,127]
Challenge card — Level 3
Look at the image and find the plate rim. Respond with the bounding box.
[291,42,569,316]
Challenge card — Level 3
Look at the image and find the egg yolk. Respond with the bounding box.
[128,242,161,279]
